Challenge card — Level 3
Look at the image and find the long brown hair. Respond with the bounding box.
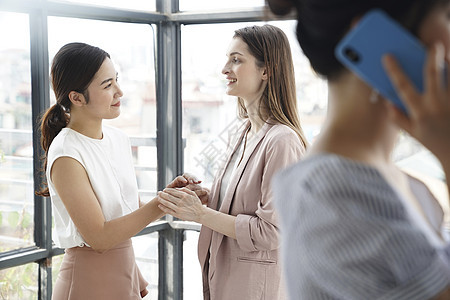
[234,25,308,149]
[36,43,110,197]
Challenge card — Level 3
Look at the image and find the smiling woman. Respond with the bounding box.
[158,24,308,300]
[44,16,162,298]
[35,42,176,299]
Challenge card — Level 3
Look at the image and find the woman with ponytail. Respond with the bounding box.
[37,42,188,299]
[157,25,307,300]
[268,0,450,299]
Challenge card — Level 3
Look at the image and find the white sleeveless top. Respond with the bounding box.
[46,126,139,248]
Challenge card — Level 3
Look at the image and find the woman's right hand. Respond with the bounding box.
[383,43,450,167]
[158,188,206,223]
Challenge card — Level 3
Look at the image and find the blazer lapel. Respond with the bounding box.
[210,121,273,260]
[219,121,272,214]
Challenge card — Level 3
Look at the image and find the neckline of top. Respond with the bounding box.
[63,127,105,142]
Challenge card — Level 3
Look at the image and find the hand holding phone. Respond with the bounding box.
[383,44,450,168]
[335,9,427,114]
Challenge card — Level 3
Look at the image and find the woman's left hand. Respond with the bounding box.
[157,188,205,222]
[166,173,202,189]
[383,43,450,166]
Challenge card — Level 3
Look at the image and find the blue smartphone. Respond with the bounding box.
[335,9,426,114]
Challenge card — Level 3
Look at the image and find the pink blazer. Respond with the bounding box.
[198,120,305,300]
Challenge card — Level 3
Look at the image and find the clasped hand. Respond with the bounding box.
[158,173,209,222]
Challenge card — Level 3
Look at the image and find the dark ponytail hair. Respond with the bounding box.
[37,42,110,196]
[268,0,448,80]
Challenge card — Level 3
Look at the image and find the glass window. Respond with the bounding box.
[0,12,34,252]
[48,17,158,202]
[52,254,64,287]
[132,232,159,299]
[181,21,327,186]
[183,230,202,299]
[0,263,38,299]
[49,0,156,12]
[179,0,265,12]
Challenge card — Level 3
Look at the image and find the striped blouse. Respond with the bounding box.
[273,154,450,300]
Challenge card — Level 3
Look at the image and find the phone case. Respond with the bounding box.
[335,9,426,114]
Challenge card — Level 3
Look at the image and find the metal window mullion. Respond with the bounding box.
[29,3,52,299]
[156,1,183,192]
[158,228,184,300]
[46,1,166,24]
[0,0,296,25]
[171,7,295,24]
[0,248,48,269]
[156,0,183,299]
[0,0,167,24]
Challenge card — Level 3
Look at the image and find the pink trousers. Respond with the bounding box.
[52,239,148,300]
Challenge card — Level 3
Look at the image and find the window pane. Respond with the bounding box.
[181,21,327,186]
[132,232,159,299]
[0,263,38,299]
[52,254,64,287]
[183,231,202,299]
[0,12,34,252]
[50,0,156,12]
[179,0,265,12]
[48,17,158,203]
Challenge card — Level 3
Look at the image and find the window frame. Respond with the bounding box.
[0,0,293,299]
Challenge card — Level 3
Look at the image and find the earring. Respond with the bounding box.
[369,89,379,104]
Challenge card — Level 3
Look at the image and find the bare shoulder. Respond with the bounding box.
[51,156,87,183]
